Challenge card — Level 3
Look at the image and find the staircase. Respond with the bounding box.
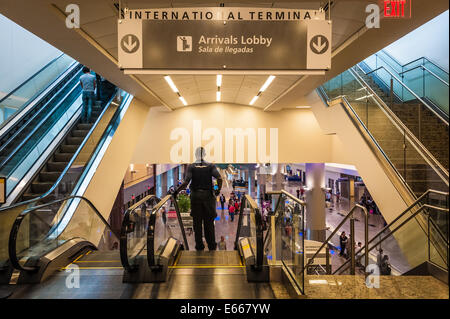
[20,103,103,202]
[354,67,449,172]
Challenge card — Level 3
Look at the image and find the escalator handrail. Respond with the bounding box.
[0,66,83,160]
[350,66,449,182]
[146,194,189,269]
[332,189,449,274]
[235,194,265,268]
[8,195,119,272]
[357,64,449,126]
[0,91,120,212]
[0,53,67,105]
[120,194,159,272]
[0,60,79,138]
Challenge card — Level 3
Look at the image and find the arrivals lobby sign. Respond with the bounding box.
[118,8,332,74]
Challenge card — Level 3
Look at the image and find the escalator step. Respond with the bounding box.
[31,182,53,194]
[60,144,78,153]
[47,161,66,172]
[72,130,88,137]
[77,123,93,130]
[67,137,83,144]
[53,153,73,162]
[39,171,60,182]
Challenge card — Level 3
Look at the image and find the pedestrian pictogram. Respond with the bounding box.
[121,34,140,54]
[310,35,329,54]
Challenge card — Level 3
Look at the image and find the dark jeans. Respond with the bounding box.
[191,190,217,251]
[82,91,95,123]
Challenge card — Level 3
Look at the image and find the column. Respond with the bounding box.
[305,163,326,242]
[248,169,255,196]
[161,171,168,196]
[257,173,266,205]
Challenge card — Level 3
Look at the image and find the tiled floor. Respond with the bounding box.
[304,275,449,299]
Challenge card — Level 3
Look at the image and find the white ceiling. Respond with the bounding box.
[1,0,447,110]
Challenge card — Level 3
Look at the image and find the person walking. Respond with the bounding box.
[173,147,222,251]
[228,203,235,222]
[219,194,226,211]
[79,66,96,124]
[339,231,348,257]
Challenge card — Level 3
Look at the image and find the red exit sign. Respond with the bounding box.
[382,0,412,18]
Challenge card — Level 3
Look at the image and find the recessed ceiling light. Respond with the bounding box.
[216,74,222,87]
[164,75,179,93]
[260,75,276,92]
[249,95,259,105]
[296,106,311,109]
[179,96,188,106]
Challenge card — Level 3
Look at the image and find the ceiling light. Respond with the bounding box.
[216,91,221,101]
[296,106,311,109]
[179,96,188,106]
[216,74,222,87]
[259,75,276,92]
[164,75,179,93]
[249,96,259,105]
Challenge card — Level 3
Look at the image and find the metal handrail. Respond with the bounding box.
[378,50,449,77]
[120,194,159,272]
[333,189,449,274]
[0,53,68,105]
[399,64,449,86]
[147,194,189,269]
[357,64,449,126]
[0,92,122,212]
[317,86,419,202]
[306,204,369,275]
[350,66,449,184]
[0,66,83,156]
[8,195,119,272]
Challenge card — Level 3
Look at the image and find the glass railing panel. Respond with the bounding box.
[423,70,449,116]
[324,69,449,198]
[123,196,159,267]
[12,197,119,270]
[0,55,75,126]
[147,194,187,266]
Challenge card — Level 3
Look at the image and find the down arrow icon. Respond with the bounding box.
[121,34,140,54]
[310,35,329,54]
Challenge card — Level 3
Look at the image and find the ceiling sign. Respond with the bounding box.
[118,8,331,75]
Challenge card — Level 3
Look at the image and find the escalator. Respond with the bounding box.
[4,189,276,298]
[0,58,84,205]
[0,91,133,284]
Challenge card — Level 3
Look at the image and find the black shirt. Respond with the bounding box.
[184,162,222,191]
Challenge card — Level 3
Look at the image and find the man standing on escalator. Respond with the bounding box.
[173,147,222,251]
